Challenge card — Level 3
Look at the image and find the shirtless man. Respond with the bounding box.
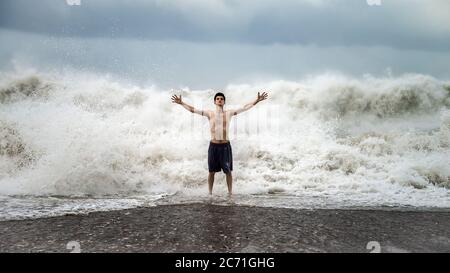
[171,91,268,196]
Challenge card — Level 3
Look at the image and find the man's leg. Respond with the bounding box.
[226,172,232,196]
[208,172,215,195]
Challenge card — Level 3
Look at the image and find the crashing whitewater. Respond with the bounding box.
[1,69,449,219]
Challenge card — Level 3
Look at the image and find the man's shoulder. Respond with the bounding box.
[203,110,213,117]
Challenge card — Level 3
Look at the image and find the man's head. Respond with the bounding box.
[214,92,225,106]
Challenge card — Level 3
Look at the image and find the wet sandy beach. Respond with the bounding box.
[0,203,449,253]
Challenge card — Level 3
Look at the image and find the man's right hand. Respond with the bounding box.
[171,94,182,104]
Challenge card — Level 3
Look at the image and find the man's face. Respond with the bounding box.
[215,96,225,106]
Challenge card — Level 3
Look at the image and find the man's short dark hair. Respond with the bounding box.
[214,92,226,102]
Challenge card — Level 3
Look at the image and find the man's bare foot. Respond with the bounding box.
[227,195,234,204]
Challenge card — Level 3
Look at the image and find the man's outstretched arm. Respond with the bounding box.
[171,94,209,117]
[232,91,268,116]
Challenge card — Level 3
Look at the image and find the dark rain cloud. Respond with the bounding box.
[1,0,450,51]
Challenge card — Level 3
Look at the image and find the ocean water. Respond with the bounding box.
[1,68,449,220]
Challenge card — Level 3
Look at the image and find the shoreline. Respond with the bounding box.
[1,203,449,252]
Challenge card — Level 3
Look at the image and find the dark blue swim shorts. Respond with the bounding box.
[208,142,233,173]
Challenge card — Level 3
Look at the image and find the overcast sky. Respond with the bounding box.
[1,0,449,88]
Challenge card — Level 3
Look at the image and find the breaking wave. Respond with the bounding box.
[0,69,449,210]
